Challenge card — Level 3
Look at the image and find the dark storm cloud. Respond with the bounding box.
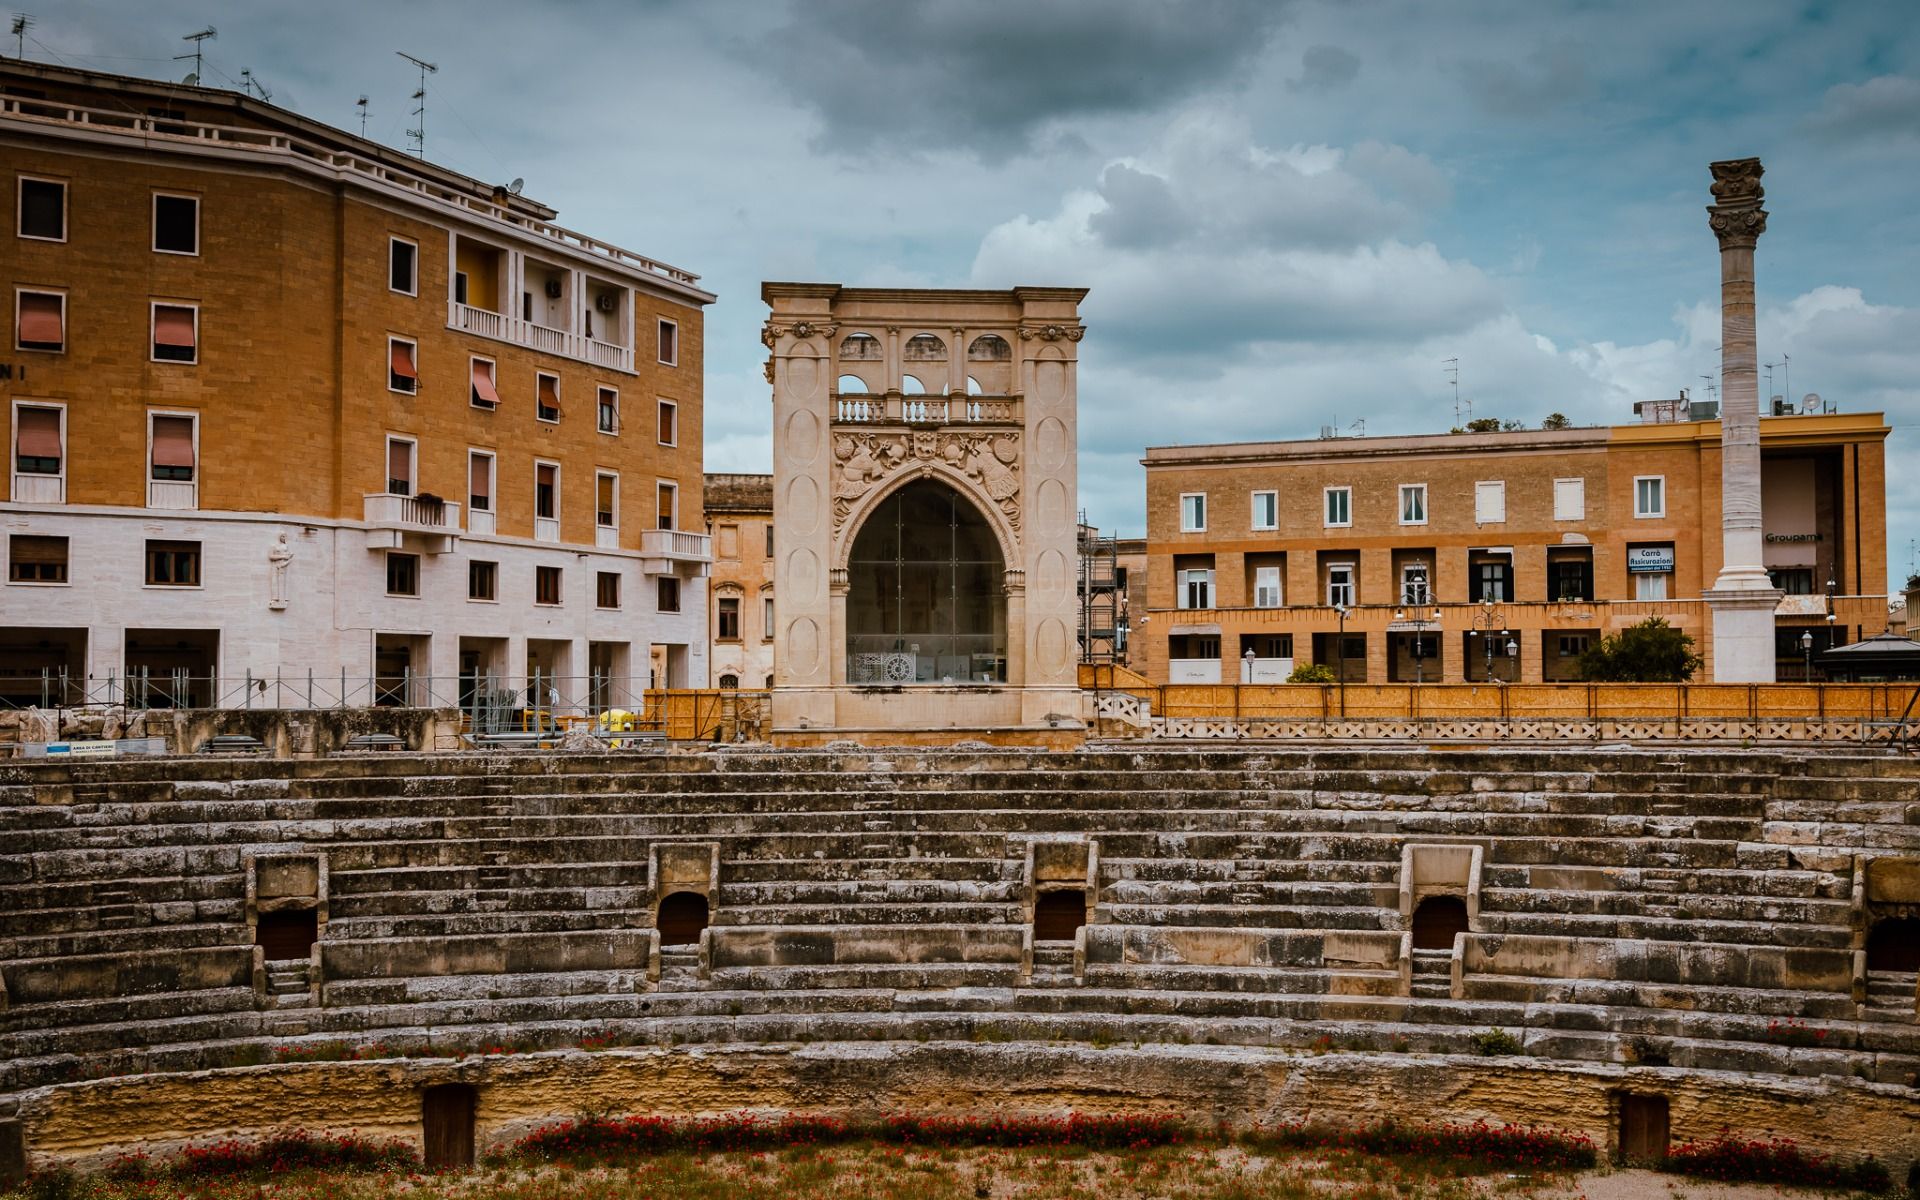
[1087,164,1185,250]
[1807,75,1920,143]
[753,0,1292,158]
[1288,44,1359,92]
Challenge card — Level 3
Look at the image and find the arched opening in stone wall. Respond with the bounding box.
[255,909,319,961]
[1034,889,1087,942]
[1867,917,1920,972]
[422,1084,477,1168]
[846,478,1007,685]
[1410,895,1468,951]
[658,891,710,947]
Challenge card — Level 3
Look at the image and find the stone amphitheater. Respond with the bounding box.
[3,744,1920,1175]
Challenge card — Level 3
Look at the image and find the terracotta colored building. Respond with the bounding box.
[1,61,714,706]
[703,473,775,690]
[1141,404,1889,685]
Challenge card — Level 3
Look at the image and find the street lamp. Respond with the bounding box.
[1801,629,1814,681]
[1242,646,1257,684]
[1505,636,1519,682]
[1471,598,1509,683]
[1396,605,1443,685]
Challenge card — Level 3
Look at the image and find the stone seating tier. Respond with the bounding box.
[4,747,1919,1104]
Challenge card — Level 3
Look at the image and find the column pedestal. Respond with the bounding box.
[1705,587,1782,682]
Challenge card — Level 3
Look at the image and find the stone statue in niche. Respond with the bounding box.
[268,533,294,610]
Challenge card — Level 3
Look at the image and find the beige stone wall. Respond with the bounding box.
[705,474,776,688]
[18,1044,1917,1172]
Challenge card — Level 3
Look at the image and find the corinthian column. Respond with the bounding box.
[1702,157,1783,681]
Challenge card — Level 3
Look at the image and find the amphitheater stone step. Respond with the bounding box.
[1027,942,1076,988]
[1410,949,1451,1000]
[265,960,312,1009]
[656,947,702,992]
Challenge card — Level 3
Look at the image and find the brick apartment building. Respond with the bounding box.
[1,61,715,707]
[1141,402,1889,685]
[703,473,775,690]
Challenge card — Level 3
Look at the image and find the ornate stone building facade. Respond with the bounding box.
[762,284,1086,741]
[703,473,775,690]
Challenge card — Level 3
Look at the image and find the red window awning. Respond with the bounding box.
[151,415,195,468]
[538,374,560,415]
[390,341,417,380]
[15,406,60,458]
[470,360,499,405]
[388,440,412,490]
[469,454,490,502]
[17,293,63,346]
[153,306,195,348]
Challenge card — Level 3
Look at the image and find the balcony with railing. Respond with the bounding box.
[449,300,634,373]
[364,492,460,553]
[830,393,1022,427]
[640,527,712,578]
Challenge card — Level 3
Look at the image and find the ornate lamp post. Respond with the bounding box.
[1334,603,1350,717]
[1395,606,1443,685]
[1801,629,1814,681]
[1241,646,1256,684]
[1471,597,1509,683]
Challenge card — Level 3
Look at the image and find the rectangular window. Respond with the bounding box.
[656,398,676,445]
[1254,565,1282,608]
[144,539,201,587]
[389,237,417,295]
[8,534,67,583]
[1324,487,1351,528]
[386,437,415,496]
[537,372,560,422]
[467,451,493,512]
[1179,568,1213,610]
[149,413,196,481]
[1474,480,1505,523]
[1327,563,1355,608]
[13,404,61,475]
[657,480,677,530]
[151,303,197,363]
[535,564,562,605]
[1179,493,1206,532]
[1635,475,1665,518]
[1474,560,1511,603]
[1401,561,1431,605]
[1557,635,1590,658]
[1551,557,1593,602]
[470,357,499,409]
[658,318,679,366]
[388,337,418,394]
[596,472,618,528]
[596,571,621,609]
[1399,484,1427,525]
[717,524,740,560]
[1251,490,1277,531]
[597,387,620,435]
[467,559,497,601]
[18,176,64,241]
[1554,477,1585,522]
[535,462,557,519]
[453,271,469,305]
[152,193,198,255]
[15,289,65,351]
[718,596,740,640]
[385,551,419,596]
[657,575,681,613]
[764,594,775,639]
[1636,571,1669,601]
[766,524,775,557]
[1769,567,1814,595]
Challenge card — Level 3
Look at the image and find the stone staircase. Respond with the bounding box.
[2,746,1919,1095]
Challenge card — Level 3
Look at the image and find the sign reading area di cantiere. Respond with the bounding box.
[1627,546,1675,574]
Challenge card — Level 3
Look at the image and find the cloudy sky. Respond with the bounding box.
[32,1,1920,587]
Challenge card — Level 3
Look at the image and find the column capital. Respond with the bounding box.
[1706,157,1768,249]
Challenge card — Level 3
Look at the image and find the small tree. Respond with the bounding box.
[1463,417,1503,433]
[1576,618,1702,682]
[1542,412,1572,430]
[1288,662,1337,683]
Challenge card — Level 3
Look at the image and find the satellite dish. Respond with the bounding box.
[1803,392,1822,413]
[183,72,199,86]
[508,178,524,196]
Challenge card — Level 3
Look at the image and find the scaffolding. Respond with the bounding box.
[1077,512,1122,664]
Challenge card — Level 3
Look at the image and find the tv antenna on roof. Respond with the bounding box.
[355,94,369,138]
[175,26,215,83]
[1699,374,1717,404]
[397,50,437,157]
[10,14,31,60]
[239,68,270,102]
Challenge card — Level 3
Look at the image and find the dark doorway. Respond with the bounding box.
[1411,895,1469,951]
[255,909,319,961]
[1618,1094,1669,1163]
[422,1084,477,1169]
[1034,889,1087,942]
[1867,917,1920,972]
[658,891,710,947]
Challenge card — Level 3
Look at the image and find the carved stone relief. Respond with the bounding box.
[831,429,1021,536]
